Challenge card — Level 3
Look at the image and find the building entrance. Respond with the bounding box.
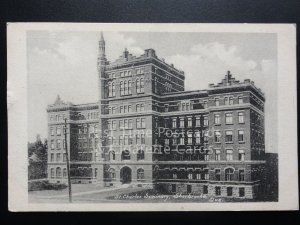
[120,166,132,184]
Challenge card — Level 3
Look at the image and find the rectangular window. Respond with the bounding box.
[215,169,221,181]
[215,98,219,106]
[63,153,66,162]
[204,116,209,126]
[119,120,124,129]
[140,104,144,111]
[239,170,245,181]
[180,118,184,128]
[56,153,61,161]
[124,119,128,129]
[50,153,54,162]
[165,139,169,145]
[204,170,209,180]
[112,107,116,114]
[215,150,221,161]
[188,173,193,180]
[112,120,117,130]
[141,134,145,144]
[225,113,233,124]
[224,97,229,105]
[172,137,177,145]
[136,118,141,129]
[239,187,245,197]
[195,132,201,144]
[187,133,193,144]
[187,184,192,194]
[238,149,245,161]
[203,101,208,108]
[187,117,192,127]
[225,130,233,143]
[128,119,133,129]
[238,96,243,104]
[63,139,66,149]
[214,114,220,125]
[203,185,208,194]
[214,131,221,143]
[56,139,61,149]
[141,118,146,128]
[196,117,201,126]
[215,186,221,196]
[51,140,55,150]
[229,97,233,105]
[238,130,244,142]
[136,135,141,144]
[180,137,185,145]
[50,128,54,136]
[172,118,177,128]
[119,136,124,145]
[172,184,176,193]
[227,187,233,196]
[56,127,61,135]
[238,112,245,123]
[226,149,233,161]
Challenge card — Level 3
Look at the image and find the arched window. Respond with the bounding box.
[121,150,130,160]
[110,151,115,160]
[108,82,112,97]
[124,80,128,95]
[136,78,140,93]
[51,168,55,178]
[140,78,144,93]
[225,168,234,181]
[56,167,61,178]
[137,150,144,160]
[63,168,67,177]
[137,168,144,181]
[120,81,124,96]
[112,82,115,97]
[128,80,132,95]
[109,168,116,180]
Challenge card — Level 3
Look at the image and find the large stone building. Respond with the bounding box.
[47,32,266,199]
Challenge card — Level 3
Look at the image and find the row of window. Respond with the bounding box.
[107,77,145,97]
[108,168,145,181]
[170,116,209,128]
[108,150,145,161]
[214,96,244,106]
[108,118,146,130]
[107,68,144,79]
[49,114,67,122]
[50,153,67,162]
[107,134,146,146]
[214,112,244,124]
[50,139,66,149]
[107,103,145,114]
[214,130,245,143]
[167,168,245,182]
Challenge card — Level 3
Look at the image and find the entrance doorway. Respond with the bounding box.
[120,166,132,184]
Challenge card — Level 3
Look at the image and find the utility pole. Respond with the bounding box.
[64,118,72,203]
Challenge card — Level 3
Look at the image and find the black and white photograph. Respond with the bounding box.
[7,23,298,211]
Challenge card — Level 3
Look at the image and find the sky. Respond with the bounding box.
[27,31,277,152]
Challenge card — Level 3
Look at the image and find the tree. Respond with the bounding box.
[28,135,48,179]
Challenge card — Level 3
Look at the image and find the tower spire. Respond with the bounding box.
[99,31,106,59]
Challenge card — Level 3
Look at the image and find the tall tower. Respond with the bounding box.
[95,32,107,186]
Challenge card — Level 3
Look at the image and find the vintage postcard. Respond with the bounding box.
[7,23,298,211]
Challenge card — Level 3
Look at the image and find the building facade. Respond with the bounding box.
[47,33,266,199]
